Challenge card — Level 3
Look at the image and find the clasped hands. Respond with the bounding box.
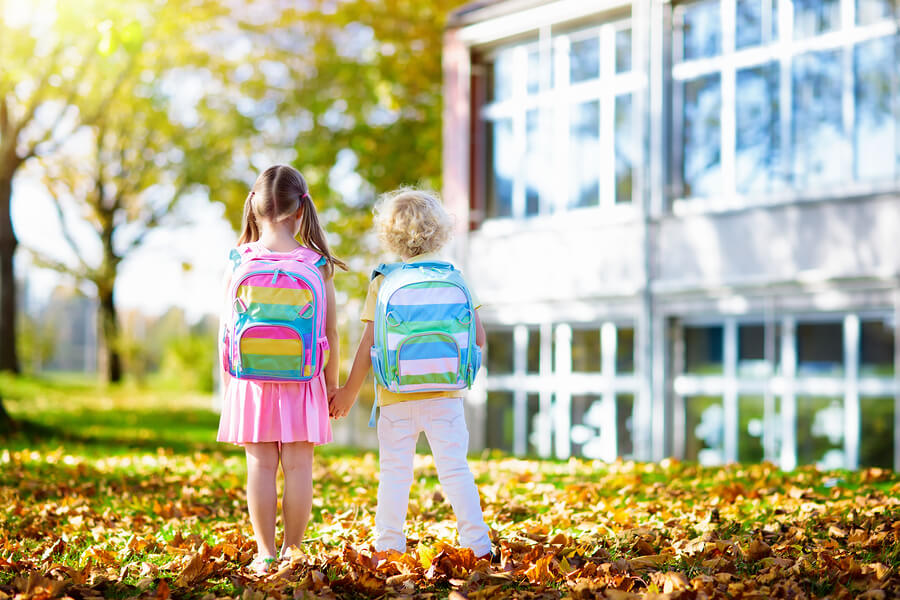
[327,385,355,419]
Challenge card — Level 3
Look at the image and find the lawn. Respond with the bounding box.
[1,375,898,599]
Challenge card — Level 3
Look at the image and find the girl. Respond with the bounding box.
[329,188,494,561]
[217,164,346,574]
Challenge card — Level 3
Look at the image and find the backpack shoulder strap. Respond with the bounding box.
[371,262,402,280]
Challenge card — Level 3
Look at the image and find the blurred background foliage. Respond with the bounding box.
[0,0,467,405]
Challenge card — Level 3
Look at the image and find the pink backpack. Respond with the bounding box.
[221,243,328,382]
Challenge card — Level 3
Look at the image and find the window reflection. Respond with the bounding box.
[797,396,844,468]
[796,322,843,375]
[570,35,600,83]
[616,28,632,73]
[570,100,601,208]
[486,330,514,374]
[525,109,549,216]
[616,394,635,458]
[486,391,515,452]
[527,46,541,95]
[491,50,514,102]
[685,325,724,374]
[861,319,895,376]
[855,37,897,181]
[571,394,605,458]
[860,397,894,468]
[526,327,541,374]
[736,0,777,49]
[736,63,782,194]
[857,0,896,25]
[685,395,724,465]
[487,119,514,218]
[683,0,721,60]
[572,328,601,373]
[683,74,722,198]
[615,94,635,204]
[616,327,635,373]
[738,323,781,375]
[792,50,847,187]
[793,0,841,39]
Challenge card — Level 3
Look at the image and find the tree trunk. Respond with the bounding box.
[98,289,122,384]
[0,174,18,375]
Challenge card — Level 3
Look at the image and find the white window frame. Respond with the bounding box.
[671,0,900,215]
[673,310,899,470]
[479,15,645,224]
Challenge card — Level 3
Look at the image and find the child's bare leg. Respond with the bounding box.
[245,442,280,558]
[280,441,314,556]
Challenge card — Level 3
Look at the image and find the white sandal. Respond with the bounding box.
[249,555,278,576]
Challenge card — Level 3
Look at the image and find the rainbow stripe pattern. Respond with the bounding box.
[223,244,329,382]
[371,261,482,395]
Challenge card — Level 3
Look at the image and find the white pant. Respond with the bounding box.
[374,397,491,556]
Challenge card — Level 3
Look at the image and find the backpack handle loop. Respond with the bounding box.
[386,311,402,327]
[457,308,473,325]
[401,261,453,271]
[298,303,314,319]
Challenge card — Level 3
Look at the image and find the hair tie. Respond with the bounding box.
[249,191,255,198]
[300,192,310,202]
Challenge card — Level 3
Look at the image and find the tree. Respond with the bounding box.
[18,1,252,383]
[211,0,469,298]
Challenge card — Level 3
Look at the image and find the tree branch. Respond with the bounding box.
[45,184,93,275]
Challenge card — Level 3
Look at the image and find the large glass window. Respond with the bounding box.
[480,16,641,222]
[675,1,900,202]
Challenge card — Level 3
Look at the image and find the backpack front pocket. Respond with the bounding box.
[238,325,306,379]
[395,332,463,391]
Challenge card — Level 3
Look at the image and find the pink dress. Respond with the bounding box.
[216,243,333,446]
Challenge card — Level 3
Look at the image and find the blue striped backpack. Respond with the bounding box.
[368,261,482,425]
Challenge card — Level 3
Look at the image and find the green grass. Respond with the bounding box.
[2,374,899,600]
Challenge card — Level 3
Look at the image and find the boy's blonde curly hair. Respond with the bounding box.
[374,188,453,259]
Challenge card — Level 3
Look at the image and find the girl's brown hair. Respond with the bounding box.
[238,165,347,274]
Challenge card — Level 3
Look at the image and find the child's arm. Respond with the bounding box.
[329,321,374,419]
[475,308,486,348]
[322,271,339,397]
[219,269,233,388]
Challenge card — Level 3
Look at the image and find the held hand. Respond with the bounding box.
[326,383,338,402]
[329,387,356,419]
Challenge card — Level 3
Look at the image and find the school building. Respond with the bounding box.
[441,0,900,470]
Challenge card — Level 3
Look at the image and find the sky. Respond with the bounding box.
[13,172,238,323]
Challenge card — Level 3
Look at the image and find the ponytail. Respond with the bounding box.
[298,195,348,275]
[237,192,260,245]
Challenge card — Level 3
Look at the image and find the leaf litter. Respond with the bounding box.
[1,447,899,599]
